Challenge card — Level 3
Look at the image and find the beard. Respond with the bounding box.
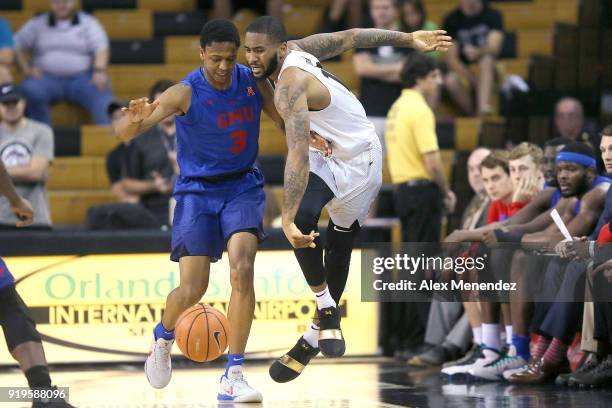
[560,175,590,198]
[260,52,279,79]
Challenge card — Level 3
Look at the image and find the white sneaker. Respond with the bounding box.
[218,366,263,403]
[441,345,484,377]
[469,346,528,381]
[441,347,501,377]
[145,337,173,389]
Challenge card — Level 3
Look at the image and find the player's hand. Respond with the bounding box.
[91,71,109,91]
[309,131,332,157]
[10,197,34,227]
[483,230,499,247]
[443,190,457,214]
[555,237,588,259]
[283,222,319,249]
[592,259,612,283]
[122,97,160,124]
[152,171,172,194]
[411,30,452,53]
[512,174,540,204]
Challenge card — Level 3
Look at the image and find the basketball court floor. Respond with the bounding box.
[2,358,612,407]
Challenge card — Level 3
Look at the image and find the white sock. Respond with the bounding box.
[472,326,482,345]
[303,324,319,348]
[314,287,336,310]
[482,323,501,352]
[505,325,513,345]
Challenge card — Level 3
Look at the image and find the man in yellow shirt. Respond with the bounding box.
[384,54,456,357]
[385,53,456,243]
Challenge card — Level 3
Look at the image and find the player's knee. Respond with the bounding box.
[177,285,207,306]
[229,263,254,294]
[294,206,319,232]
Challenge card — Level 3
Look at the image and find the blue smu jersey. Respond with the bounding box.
[176,64,263,178]
[0,257,15,289]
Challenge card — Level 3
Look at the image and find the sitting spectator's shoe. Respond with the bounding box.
[317,306,345,357]
[218,366,263,403]
[441,346,499,379]
[507,357,570,384]
[569,354,612,389]
[557,353,600,387]
[408,344,461,367]
[32,386,75,408]
[502,361,530,381]
[269,337,319,383]
[443,344,479,369]
[470,346,528,381]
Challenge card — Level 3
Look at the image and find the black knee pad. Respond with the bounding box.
[0,285,42,352]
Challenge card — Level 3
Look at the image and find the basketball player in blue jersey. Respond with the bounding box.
[0,162,74,407]
[114,19,331,403]
[242,17,451,382]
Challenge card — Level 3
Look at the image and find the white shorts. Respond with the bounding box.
[309,139,383,228]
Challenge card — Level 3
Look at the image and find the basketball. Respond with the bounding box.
[175,304,229,362]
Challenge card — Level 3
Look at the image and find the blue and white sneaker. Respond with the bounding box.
[469,346,527,381]
[217,366,263,403]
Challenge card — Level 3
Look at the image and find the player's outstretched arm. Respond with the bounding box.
[289,29,452,61]
[114,83,191,142]
[0,161,33,227]
[275,69,319,249]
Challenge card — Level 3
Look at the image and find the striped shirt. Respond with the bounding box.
[14,12,108,76]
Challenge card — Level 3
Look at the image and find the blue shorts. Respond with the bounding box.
[170,168,266,263]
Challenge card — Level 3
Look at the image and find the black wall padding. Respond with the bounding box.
[0,226,391,255]
[257,155,285,186]
[154,11,207,36]
[500,32,516,59]
[110,39,164,64]
[82,0,137,11]
[0,0,21,10]
[436,120,455,149]
[53,127,81,157]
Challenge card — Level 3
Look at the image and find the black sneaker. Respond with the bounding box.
[32,386,75,408]
[269,337,319,383]
[570,354,612,389]
[317,306,345,357]
[556,353,600,387]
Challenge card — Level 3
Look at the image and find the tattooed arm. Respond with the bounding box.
[289,28,452,61]
[0,161,33,227]
[274,68,319,248]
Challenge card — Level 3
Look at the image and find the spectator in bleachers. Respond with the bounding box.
[105,100,137,204]
[0,18,14,83]
[553,97,603,173]
[400,0,440,59]
[321,0,364,33]
[0,84,53,229]
[124,79,178,227]
[443,0,504,116]
[354,0,408,148]
[14,0,112,125]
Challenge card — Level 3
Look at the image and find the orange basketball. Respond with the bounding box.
[175,304,229,362]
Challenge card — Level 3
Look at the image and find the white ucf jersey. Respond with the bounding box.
[278,50,382,228]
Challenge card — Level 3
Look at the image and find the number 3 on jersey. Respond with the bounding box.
[230,129,247,153]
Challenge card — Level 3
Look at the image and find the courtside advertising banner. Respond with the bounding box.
[0,250,377,365]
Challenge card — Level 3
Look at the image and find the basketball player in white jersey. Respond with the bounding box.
[244,16,450,382]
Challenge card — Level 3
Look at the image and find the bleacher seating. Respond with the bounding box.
[0,0,585,225]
